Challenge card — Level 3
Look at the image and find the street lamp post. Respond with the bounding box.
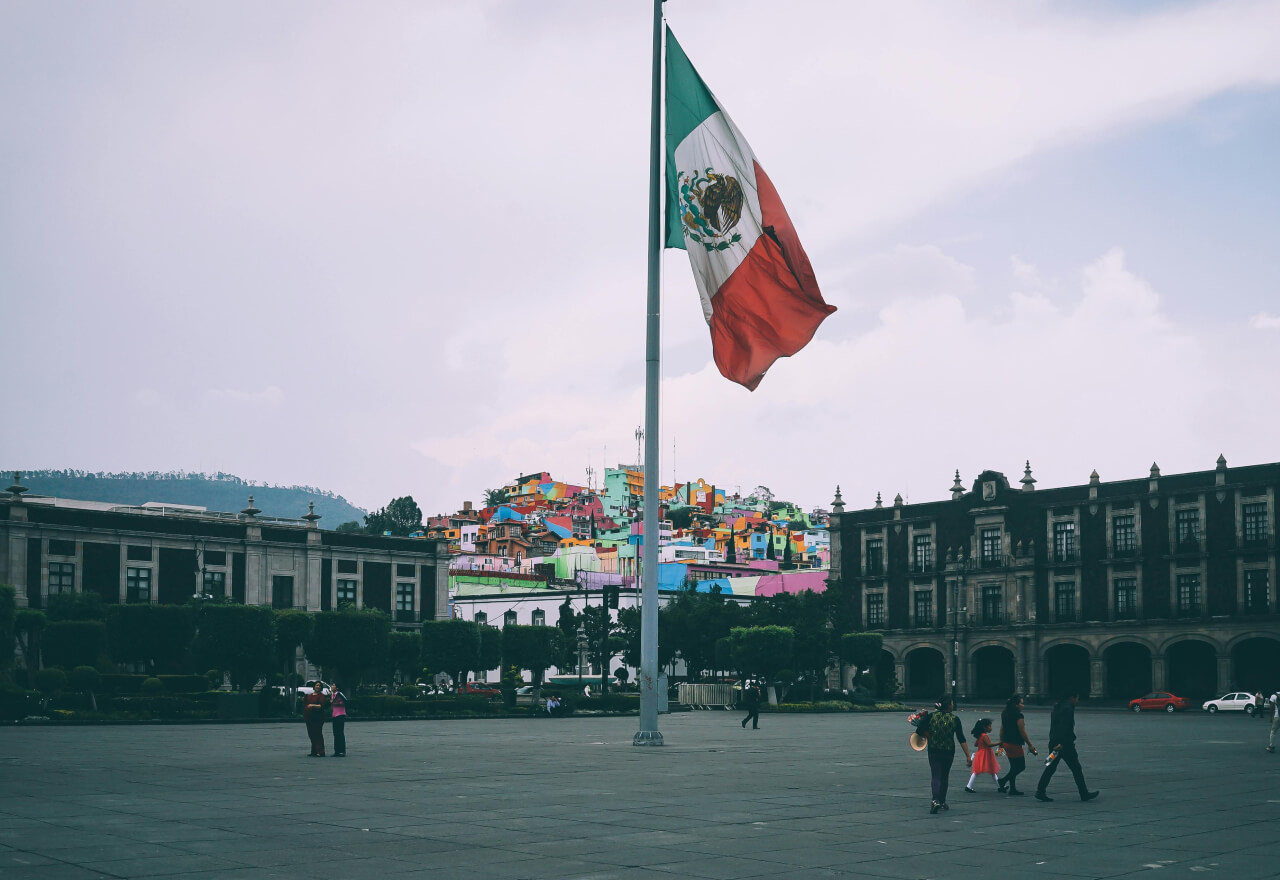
[576,623,588,683]
[948,551,972,705]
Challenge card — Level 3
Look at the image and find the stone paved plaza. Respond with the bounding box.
[1,707,1277,879]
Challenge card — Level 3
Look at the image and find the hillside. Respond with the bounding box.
[6,470,366,526]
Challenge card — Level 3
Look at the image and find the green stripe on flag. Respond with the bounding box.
[665,27,719,250]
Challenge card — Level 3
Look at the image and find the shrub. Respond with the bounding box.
[352,695,412,716]
[99,674,150,694]
[141,677,164,695]
[205,669,224,689]
[35,667,67,698]
[68,666,100,693]
[45,592,105,621]
[580,693,638,712]
[157,675,210,693]
[395,684,419,699]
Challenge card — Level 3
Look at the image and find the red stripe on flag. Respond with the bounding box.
[707,162,835,391]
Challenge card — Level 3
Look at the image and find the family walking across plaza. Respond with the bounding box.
[916,689,1097,813]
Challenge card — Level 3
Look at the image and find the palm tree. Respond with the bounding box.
[484,488,510,507]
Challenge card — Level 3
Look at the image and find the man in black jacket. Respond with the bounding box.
[1035,689,1099,802]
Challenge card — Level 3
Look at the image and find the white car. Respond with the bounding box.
[295,680,331,697]
[1202,692,1258,714]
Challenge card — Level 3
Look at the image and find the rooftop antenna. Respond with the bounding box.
[586,465,595,494]
[635,426,644,469]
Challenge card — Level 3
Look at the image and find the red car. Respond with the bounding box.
[458,682,501,698]
[1129,692,1192,713]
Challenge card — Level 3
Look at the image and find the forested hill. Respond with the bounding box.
[6,470,366,525]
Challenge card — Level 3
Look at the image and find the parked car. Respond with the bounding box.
[458,681,501,697]
[1129,692,1192,713]
[1202,692,1259,714]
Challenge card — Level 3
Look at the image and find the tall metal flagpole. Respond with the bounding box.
[634,0,664,747]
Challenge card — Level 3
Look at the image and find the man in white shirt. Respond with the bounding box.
[1267,691,1279,753]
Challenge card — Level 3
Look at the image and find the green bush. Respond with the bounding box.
[156,675,209,694]
[99,674,150,694]
[580,693,638,712]
[68,666,100,693]
[352,695,412,716]
[43,620,107,669]
[34,667,67,697]
[395,684,419,699]
[141,677,164,695]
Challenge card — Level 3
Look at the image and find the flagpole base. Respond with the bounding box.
[632,730,665,747]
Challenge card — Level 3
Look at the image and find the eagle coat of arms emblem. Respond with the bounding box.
[677,168,745,252]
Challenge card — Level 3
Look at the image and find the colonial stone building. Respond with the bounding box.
[830,457,1280,701]
[0,479,449,625]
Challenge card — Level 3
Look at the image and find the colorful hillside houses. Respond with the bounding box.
[428,468,831,626]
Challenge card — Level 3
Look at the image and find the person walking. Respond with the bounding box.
[1255,692,1266,721]
[926,696,972,814]
[741,680,761,729]
[999,693,1038,797]
[964,718,1003,793]
[329,684,347,757]
[1267,687,1280,752]
[302,682,330,757]
[1035,689,1098,802]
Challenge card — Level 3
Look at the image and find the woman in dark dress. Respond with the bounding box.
[999,694,1038,796]
[303,682,330,757]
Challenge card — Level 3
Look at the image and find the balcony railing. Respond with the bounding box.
[1053,550,1077,564]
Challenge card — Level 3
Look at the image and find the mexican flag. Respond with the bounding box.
[665,27,836,391]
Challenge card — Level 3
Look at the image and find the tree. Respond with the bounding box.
[766,531,777,560]
[502,625,556,687]
[43,620,107,669]
[335,520,364,534]
[34,667,66,708]
[14,608,45,672]
[68,665,101,711]
[483,488,510,507]
[581,606,623,694]
[273,610,314,676]
[782,528,794,567]
[479,625,502,680]
[106,605,196,674]
[364,496,423,537]
[306,609,391,687]
[0,585,15,679]
[555,598,578,671]
[387,631,421,686]
[420,619,482,688]
[668,507,695,530]
[193,604,275,691]
[729,626,794,684]
[724,525,737,564]
[45,592,104,622]
[839,632,884,688]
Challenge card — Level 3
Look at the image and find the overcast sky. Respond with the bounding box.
[3,0,1279,518]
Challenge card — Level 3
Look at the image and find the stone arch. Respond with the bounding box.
[1165,638,1218,699]
[971,644,1015,699]
[1229,636,1280,694]
[1045,643,1091,700]
[906,646,946,700]
[1096,634,1158,657]
[1156,633,1224,656]
[1102,641,1152,700]
[1039,636,1097,657]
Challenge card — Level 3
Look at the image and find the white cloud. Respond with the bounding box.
[1248,312,1280,330]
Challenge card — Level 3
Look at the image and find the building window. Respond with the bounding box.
[395,582,415,612]
[981,529,1002,567]
[475,611,488,625]
[337,579,357,605]
[126,545,153,562]
[49,539,76,557]
[914,590,933,628]
[337,559,358,574]
[204,550,227,566]
[1176,509,1201,550]
[397,563,416,578]
[1115,577,1137,620]
[272,576,295,610]
[503,610,518,627]
[203,570,226,596]
[48,562,75,594]
[1244,569,1269,614]
[914,535,932,572]
[1112,515,1136,555]
[980,585,1002,624]
[865,539,884,577]
[532,609,546,626]
[1054,582,1075,622]
[1243,502,1268,545]
[1176,572,1200,616]
[866,593,885,627]
[1053,522,1076,563]
[126,567,151,603]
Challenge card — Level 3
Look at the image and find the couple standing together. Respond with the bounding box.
[926,689,1099,813]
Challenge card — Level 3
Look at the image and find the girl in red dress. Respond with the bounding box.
[965,718,1004,793]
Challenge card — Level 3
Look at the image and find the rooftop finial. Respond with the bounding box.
[1216,453,1227,469]
[950,470,964,500]
[1021,461,1036,492]
[303,501,321,526]
[893,492,903,508]
[241,494,261,518]
[874,491,883,509]
[1150,462,1160,478]
[831,485,845,514]
[6,471,28,499]
[1089,469,1100,485]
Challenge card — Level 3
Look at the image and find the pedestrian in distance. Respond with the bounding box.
[999,693,1038,796]
[1035,688,1099,802]
[1255,691,1266,721]
[927,696,972,814]
[303,681,330,757]
[964,718,1003,793]
[741,680,761,729]
[329,684,347,757]
[1267,688,1280,752]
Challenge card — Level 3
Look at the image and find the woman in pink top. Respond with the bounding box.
[330,685,347,757]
